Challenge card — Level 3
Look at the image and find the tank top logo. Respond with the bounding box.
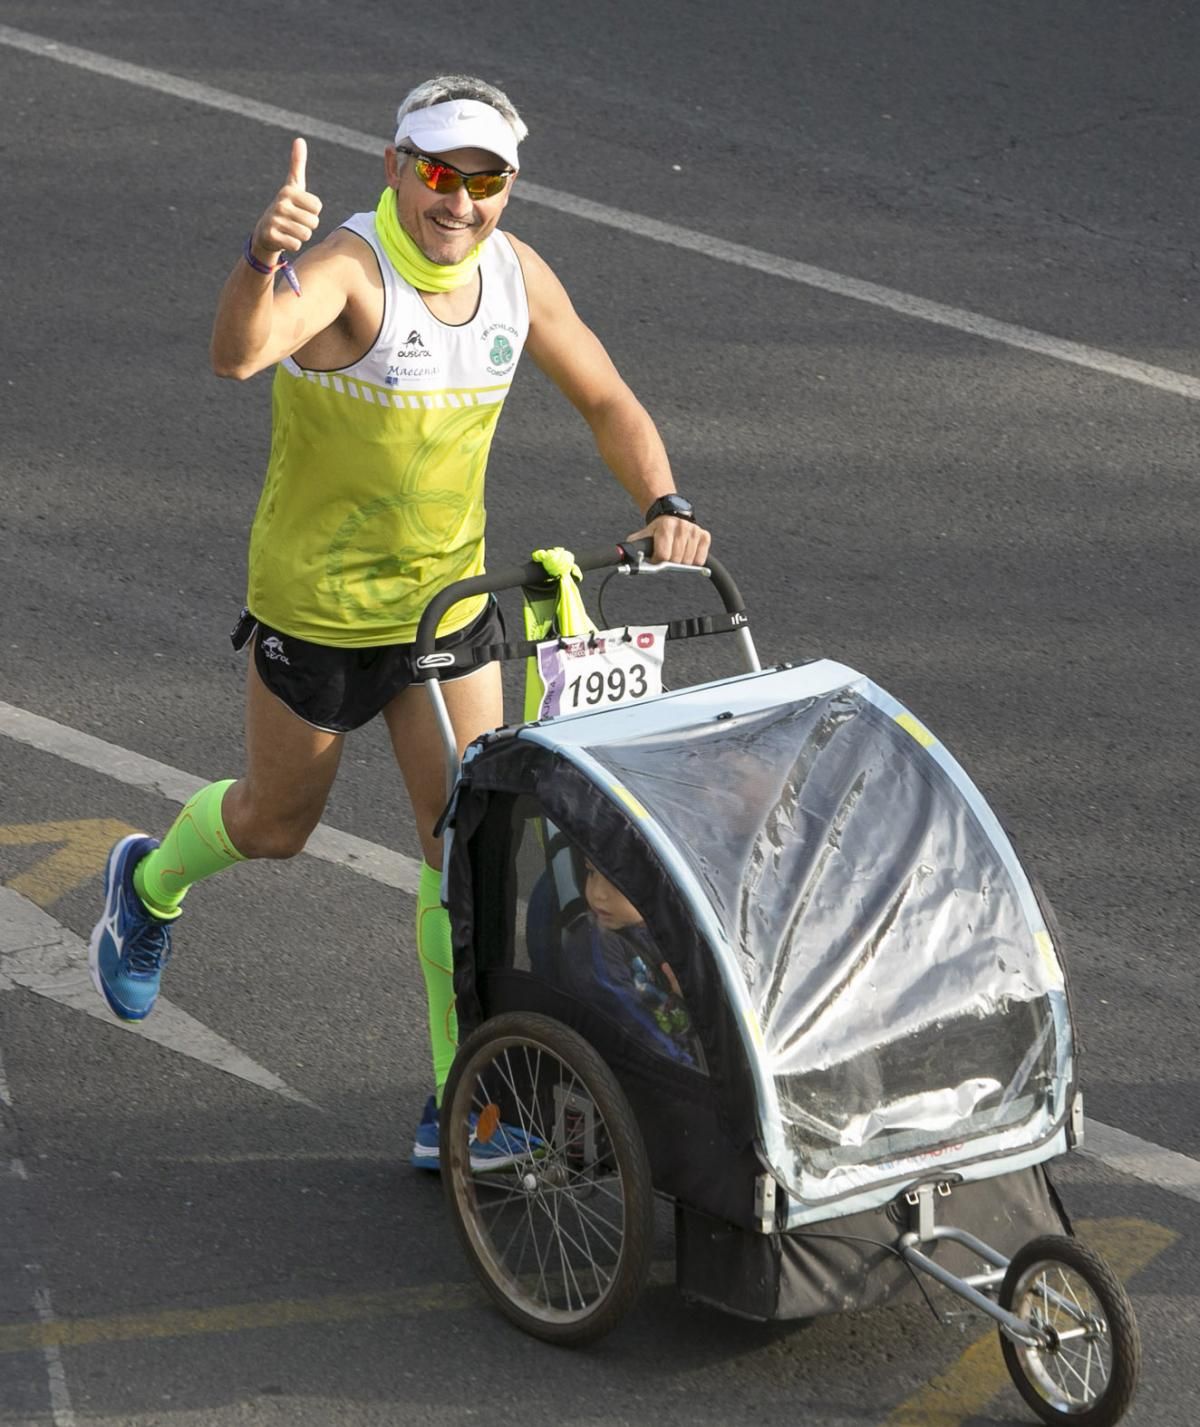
[388,328,438,384]
[484,321,519,377]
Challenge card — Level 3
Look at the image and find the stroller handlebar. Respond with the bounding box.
[414,539,747,659]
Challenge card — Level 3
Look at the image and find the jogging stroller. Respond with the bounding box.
[414,540,1140,1427]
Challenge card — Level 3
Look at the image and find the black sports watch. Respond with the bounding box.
[643,493,696,524]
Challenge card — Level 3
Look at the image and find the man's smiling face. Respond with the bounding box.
[386,144,515,265]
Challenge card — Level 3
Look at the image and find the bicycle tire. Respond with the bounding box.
[442,1011,654,1346]
[999,1233,1141,1426]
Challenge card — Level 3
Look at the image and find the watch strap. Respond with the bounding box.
[644,494,696,524]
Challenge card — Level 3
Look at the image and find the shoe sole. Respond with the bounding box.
[88,834,152,1023]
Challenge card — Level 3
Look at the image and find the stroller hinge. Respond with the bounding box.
[904,1181,953,1240]
[753,1173,777,1234]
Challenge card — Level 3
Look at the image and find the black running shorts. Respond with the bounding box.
[230,599,505,734]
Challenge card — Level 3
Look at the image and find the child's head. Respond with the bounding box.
[583,861,644,931]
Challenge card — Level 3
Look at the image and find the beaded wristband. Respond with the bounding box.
[243,235,302,296]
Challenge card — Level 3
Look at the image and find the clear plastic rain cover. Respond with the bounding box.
[587,684,1071,1203]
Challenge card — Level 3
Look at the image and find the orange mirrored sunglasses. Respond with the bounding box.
[397,146,514,200]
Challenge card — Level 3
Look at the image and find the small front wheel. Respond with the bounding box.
[441,1012,654,1346]
[999,1234,1141,1426]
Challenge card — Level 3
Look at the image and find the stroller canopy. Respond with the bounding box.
[451,659,1075,1214]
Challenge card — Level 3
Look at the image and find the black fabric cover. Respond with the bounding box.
[675,1164,1071,1321]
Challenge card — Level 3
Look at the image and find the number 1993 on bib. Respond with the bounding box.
[535,625,666,720]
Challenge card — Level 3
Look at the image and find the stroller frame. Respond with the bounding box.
[414,540,1140,1426]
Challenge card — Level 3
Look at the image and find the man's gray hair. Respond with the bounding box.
[395,76,528,145]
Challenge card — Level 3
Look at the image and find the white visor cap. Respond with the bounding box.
[396,100,520,171]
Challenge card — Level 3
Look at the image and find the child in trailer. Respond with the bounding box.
[559,860,700,1068]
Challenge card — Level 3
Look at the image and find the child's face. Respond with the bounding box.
[584,863,643,930]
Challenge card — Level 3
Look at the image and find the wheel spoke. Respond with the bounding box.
[492,1203,522,1260]
[1060,1338,1108,1396]
[564,1197,616,1301]
[533,1174,613,1271]
[1054,1340,1096,1398]
[550,1186,624,1258]
[552,1189,589,1310]
[1057,1267,1088,1321]
[533,1189,620,1276]
[480,1045,529,1147]
[522,1045,551,1144]
[560,1165,625,1206]
[523,1187,553,1304]
[489,1045,541,1146]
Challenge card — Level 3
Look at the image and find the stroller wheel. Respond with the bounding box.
[441,1011,654,1346]
[999,1234,1141,1426]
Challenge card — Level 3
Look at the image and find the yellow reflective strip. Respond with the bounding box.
[609,783,648,820]
[895,712,935,747]
[743,1007,765,1051]
[1035,929,1065,986]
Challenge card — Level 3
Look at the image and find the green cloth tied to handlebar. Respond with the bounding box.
[522,546,598,722]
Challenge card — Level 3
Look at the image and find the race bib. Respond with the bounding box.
[535,626,667,720]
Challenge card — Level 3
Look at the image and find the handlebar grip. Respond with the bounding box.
[414,538,746,660]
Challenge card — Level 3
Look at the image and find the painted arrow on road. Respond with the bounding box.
[0,818,136,907]
[0,885,318,1109]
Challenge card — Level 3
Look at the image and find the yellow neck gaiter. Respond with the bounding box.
[374,187,482,293]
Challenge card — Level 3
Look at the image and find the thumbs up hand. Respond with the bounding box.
[248,137,322,266]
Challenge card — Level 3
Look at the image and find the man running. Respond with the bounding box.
[89,74,710,1167]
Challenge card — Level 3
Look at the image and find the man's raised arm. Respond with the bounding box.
[210,137,349,380]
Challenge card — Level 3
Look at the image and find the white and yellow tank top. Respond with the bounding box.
[247,213,529,646]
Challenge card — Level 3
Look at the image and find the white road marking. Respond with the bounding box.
[31,1284,76,1427]
[0,700,421,895]
[0,888,317,1109]
[1080,1119,1200,1207]
[2,22,1200,402]
[0,1038,77,1426]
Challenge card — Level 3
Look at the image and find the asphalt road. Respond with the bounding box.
[0,3,1197,1424]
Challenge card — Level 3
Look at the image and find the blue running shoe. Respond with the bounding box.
[410,1094,543,1173]
[410,1095,442,1170]
[88,834,175,1021]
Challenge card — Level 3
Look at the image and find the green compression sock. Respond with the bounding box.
[133,779,246,918]
[417,861,458,1105]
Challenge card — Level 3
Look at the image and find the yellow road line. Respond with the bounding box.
[886,1216,1176,1426]
[0,1284,478,1355]
[0,1217,1169,1387]
[0,1262,676,1356]
[0,819,134,907]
